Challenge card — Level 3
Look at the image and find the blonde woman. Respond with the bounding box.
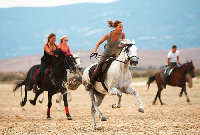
[57,35,71,52]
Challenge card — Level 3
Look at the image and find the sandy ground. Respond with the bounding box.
[0,80,200,134]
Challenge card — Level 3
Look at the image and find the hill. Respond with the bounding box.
[0,48,199,72]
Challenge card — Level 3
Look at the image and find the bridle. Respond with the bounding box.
[90,43,139,65]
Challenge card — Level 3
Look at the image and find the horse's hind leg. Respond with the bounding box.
[94,90,106,121]
[29,88,44,105]
[90,89,105,129]
[153,92,158,105]
[21,86,28,107]
[125,85,144,113]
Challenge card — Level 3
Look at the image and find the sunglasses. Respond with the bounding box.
[64,40,68,41]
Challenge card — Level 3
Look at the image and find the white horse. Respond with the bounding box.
[39,52,82,110]
[82,39,144,129]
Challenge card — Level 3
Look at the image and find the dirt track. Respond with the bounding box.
[0,81,200,134]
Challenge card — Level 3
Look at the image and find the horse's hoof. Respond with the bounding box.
[161,103,166,105]
[56,99,59,103]
[29,100,36,105]
[152,101,156,105]
[101,117,107,121]
[179,93,182,97]
[39,100,43,104]
[94,125,103,130]
[47,114,51,119]
[20,101,25,107]
[187,99,190,102]
[66,114,72,120]
[138,108,144,113]
[112,104,116,108]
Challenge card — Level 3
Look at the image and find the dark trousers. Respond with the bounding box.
[37,62,48,79]
[90,53,109,85]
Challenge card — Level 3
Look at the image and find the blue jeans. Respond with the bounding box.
[170,62,177,67]
[37,62,48,79]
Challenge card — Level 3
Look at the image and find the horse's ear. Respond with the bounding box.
[191,60,193,63]
[77,52,80,56]
[187,60,189,63]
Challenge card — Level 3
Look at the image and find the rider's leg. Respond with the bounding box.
[86,54,108,91]
[33,62,47,92]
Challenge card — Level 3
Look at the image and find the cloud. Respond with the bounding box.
[137,36,156,40]
[84,28,106,36]
[0,0,118,8]
[163,35,174,39]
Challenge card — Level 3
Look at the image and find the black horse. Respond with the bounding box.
[13,49,77,119]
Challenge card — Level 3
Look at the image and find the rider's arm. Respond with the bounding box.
[44,44,57,56]
[168,58,175,68]
[93,34,108,53]
[177,56,180,64]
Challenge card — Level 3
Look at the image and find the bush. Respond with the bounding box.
[0,72,26,82]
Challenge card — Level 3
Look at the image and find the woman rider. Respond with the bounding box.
[33,33,58,92]
[86,20,125,91]
[57,35,71,52]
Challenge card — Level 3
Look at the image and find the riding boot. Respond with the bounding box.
[33,76,40,93]
[161,78,166,89]
[85,70,98,91]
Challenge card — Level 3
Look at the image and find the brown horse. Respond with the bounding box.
[147,60,195,105]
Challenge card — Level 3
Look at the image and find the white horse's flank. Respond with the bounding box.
[39,52,82,110]
[82,39,144,129]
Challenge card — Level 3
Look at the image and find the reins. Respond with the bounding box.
[90,54,128,64]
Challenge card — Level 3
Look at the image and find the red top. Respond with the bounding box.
[60,43,70,52]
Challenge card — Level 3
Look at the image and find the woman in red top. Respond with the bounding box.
[57,35,71,52]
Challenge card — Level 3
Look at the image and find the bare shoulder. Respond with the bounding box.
[121,32,125,39]
[57,44,60,48]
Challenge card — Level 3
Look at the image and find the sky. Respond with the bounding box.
[0,0,118,8]
[0,0,199,59]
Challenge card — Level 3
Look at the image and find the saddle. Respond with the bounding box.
[162,66,175,78]
[34,66,52,81]
[89,59,115,91]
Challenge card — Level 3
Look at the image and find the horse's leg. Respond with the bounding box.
[125,85,144,113]
[39,92,44,103]
[62,92,72,120]
[68,91,72,101]
[89,89,104,129]
[29,88,44,105]
[183,84,191,104]
[153,92,159,105]
[95,91,106,121]
[57,93,62,111]
[109,87,122,108]
[56,93,60,103]
[47,92,53,118]
[179,88,184,97]
[21,85,28,107]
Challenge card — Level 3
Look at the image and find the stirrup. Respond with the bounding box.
[85,83,93,91]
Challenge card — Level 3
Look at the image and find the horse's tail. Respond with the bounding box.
[13,80,26,92]
[146,73,157,90]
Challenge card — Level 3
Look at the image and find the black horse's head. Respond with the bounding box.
[187,60,195,78]
[53,49,77,72]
